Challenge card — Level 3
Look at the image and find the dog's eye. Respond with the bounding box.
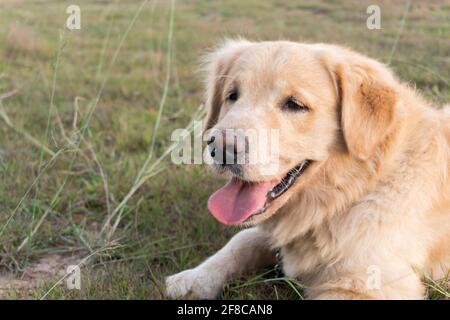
[283,98,309,112]
[227,90,239,102]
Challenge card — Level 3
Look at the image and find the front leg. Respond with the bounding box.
[166,227,276,299]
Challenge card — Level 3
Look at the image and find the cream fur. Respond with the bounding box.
[166,40,450,300]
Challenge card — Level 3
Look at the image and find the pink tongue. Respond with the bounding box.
[208,179,278,225]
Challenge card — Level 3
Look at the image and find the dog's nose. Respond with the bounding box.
[207,129,247,164]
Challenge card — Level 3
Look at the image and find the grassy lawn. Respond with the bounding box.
[0,0,448,299]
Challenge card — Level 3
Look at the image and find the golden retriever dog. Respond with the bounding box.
[166,39,450,299]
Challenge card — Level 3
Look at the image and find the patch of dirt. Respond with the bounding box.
[0,0,24,9]
[4,23,50,57]
[0,254,81,298]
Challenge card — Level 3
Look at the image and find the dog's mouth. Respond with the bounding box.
[207,160,312,225]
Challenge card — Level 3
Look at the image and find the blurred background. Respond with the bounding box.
[0,0,448,299]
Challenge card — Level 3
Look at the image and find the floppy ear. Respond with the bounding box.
[335,61,399,160]
[203,39,250,131]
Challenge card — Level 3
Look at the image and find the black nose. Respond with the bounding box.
[207,129,247,165]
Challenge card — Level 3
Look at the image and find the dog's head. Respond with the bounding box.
[203,40,400,226]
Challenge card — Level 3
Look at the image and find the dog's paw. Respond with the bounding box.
[165,268,222,299]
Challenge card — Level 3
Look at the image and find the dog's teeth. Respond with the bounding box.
[268,160,312,200]
[270,186,286,199]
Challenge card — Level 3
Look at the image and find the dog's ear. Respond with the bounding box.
[203,39,250,131]
[334,60,399,160]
